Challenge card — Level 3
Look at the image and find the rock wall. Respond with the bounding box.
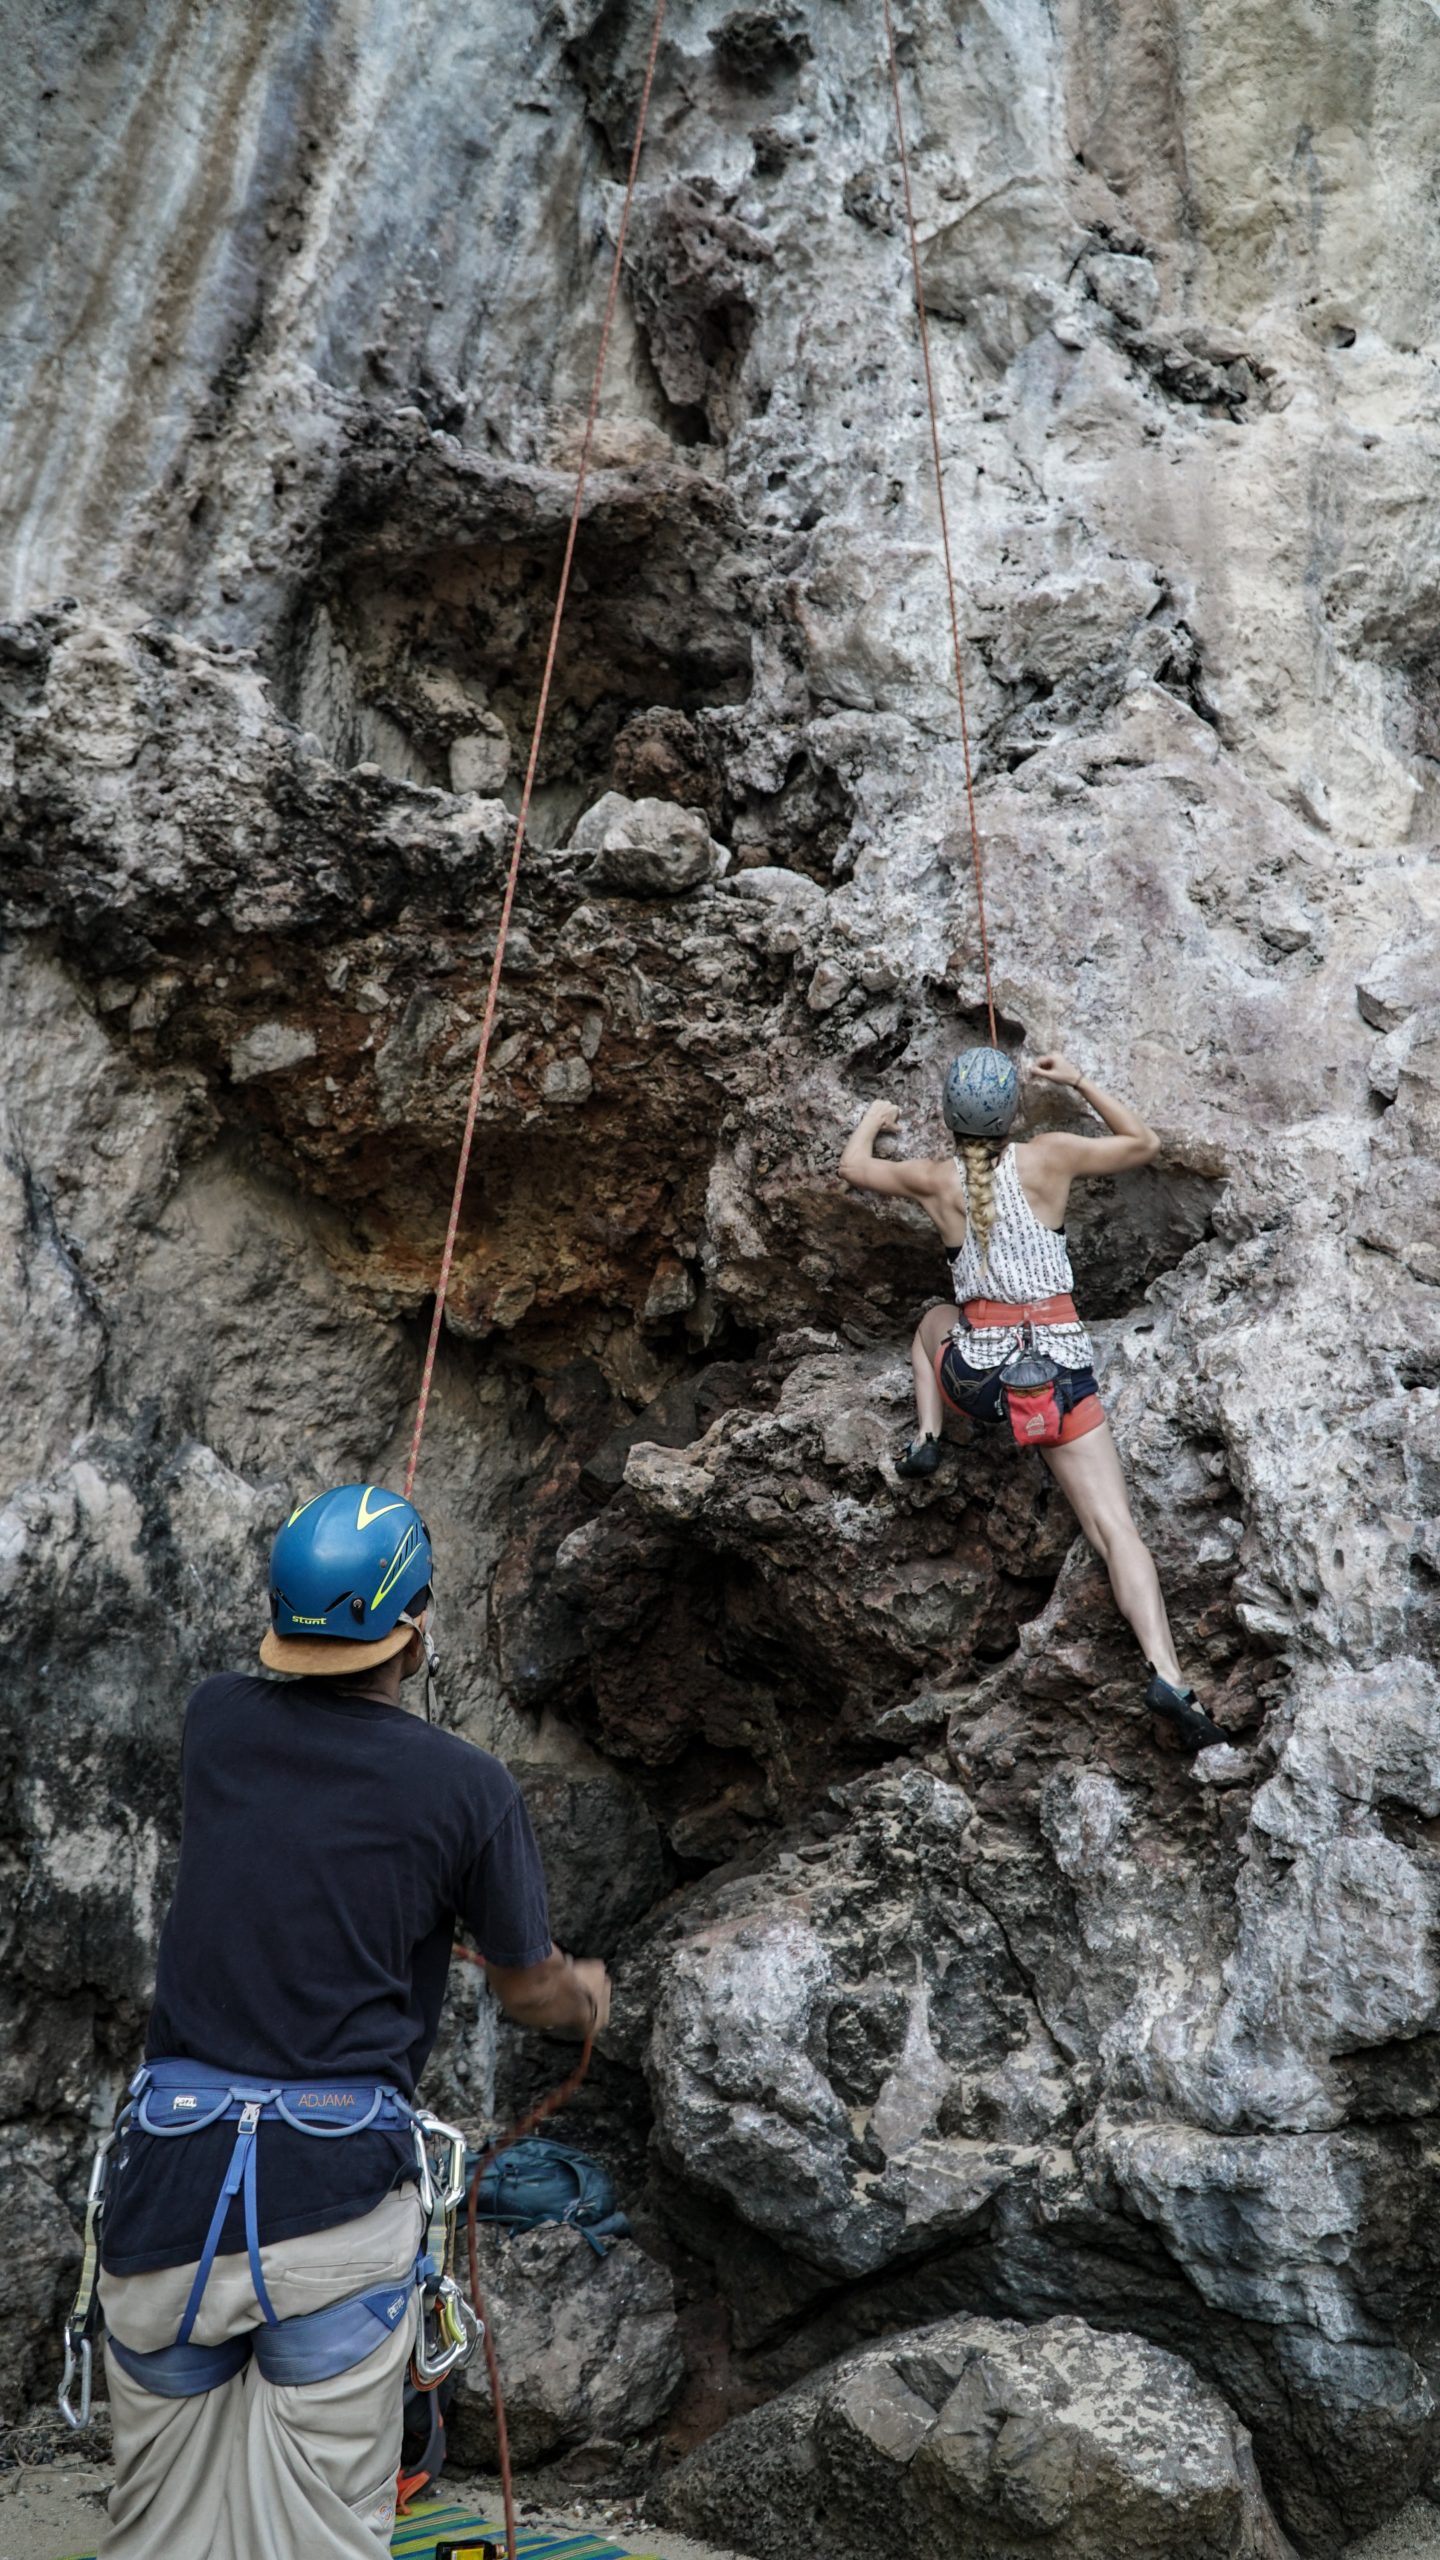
[2,1,1438,2549]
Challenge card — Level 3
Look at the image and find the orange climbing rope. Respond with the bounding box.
[396,9,670,2554]
[402,0,671,1502]
[395,13,1001,2547]
[880,0,999,1048]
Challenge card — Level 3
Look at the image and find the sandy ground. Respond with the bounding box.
[8,2426,1434,2560]
[4,2447,1439,2560]
[0,2452,749,2560]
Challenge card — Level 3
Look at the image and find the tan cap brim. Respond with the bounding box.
[259,1623,415,1678]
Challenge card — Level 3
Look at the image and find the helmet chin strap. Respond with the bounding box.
[398,1611,441,1725]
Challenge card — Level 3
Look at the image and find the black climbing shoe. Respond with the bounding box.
[1145,1672,1226,1753]
[897,1433,942,1479]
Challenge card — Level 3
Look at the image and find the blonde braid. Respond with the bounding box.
[960,1139,1003,1273]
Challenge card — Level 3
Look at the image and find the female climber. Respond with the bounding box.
[838,1046,1223,1752]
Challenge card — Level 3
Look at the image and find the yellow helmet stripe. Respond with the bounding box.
[372,1525,420,1612]
[357,1486,406,1531]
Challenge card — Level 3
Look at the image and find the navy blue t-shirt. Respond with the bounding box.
[100,1673,552,2276]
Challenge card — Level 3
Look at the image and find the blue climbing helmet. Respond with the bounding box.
[259,1483,434,1677]
[941,1045,1020,1141]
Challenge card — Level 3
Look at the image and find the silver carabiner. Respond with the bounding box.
[57,2126,115,2430]
[412,2275,482,2384]
[86,2137,113,2209]
[412,2110,467,2223]
[58,2325,92,2430]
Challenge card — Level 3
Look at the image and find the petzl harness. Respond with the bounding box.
[59,2058,480,2420]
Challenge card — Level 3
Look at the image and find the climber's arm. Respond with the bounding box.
[1029,1055,1160,1174]
[838,1100,942,1200]
[485,1947,612,2036]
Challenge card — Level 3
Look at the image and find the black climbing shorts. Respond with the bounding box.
[936,1339,1104,1444]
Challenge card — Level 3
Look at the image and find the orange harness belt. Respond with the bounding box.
[961,1293,1078,1329]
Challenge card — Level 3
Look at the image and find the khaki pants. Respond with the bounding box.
[97,2189,424,2559]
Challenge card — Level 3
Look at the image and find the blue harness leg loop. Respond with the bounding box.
[106,2331,253,2399]
[106,2269,418,2398]
[252,2269,418,2386]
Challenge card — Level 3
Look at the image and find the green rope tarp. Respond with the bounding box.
[65,2500,660,2560]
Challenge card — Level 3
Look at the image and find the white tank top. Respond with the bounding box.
[949,1144,1094,1371]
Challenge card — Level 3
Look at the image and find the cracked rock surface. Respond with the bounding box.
[654,2313,1296,2560]
[2,1,1439,2550]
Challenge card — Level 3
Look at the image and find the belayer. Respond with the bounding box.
[64,1485,611,2558]
[839,1046,1224,1752]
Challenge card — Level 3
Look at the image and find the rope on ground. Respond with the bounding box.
[402,0,672,1502]
[880,0,998,1048]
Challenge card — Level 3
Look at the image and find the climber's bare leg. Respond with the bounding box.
[911,1304,954,1441]
[1041,1419,1184,1684]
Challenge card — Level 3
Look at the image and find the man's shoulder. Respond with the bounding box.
[408,1721,520,1815]
[185,1669,266,1715]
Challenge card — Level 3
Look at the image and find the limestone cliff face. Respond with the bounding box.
[2,1,1438,2548]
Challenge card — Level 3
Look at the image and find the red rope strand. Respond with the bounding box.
[404,3,670,2532]
[880,0,998,1047]
[402,0,671,1500]
[453,1945,596,2560]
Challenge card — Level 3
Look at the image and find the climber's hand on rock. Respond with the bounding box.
[865,1099,901,1134]
[1031,1052,1084,1090]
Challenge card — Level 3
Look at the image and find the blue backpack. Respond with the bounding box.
[467,2138,629,2257]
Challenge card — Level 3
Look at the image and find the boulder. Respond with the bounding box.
[567,793,721,896]
[655,2314,1294,2560]
[451,2226,683,2467]
[622,1766,1074,2286]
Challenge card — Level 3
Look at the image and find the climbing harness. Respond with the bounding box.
[59,2064,479,2422]
[881,0,997,1046]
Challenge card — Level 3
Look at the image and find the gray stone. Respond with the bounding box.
[567,793,720,896]
[452,2226,683,2468]
[1085,250,1162,331]
[655,2314,1294,2560]
[449,719,510,796]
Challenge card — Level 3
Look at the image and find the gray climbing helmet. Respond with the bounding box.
[941,1046,1020,1140]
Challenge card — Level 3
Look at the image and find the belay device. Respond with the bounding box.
[998,1327,1064,1448]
